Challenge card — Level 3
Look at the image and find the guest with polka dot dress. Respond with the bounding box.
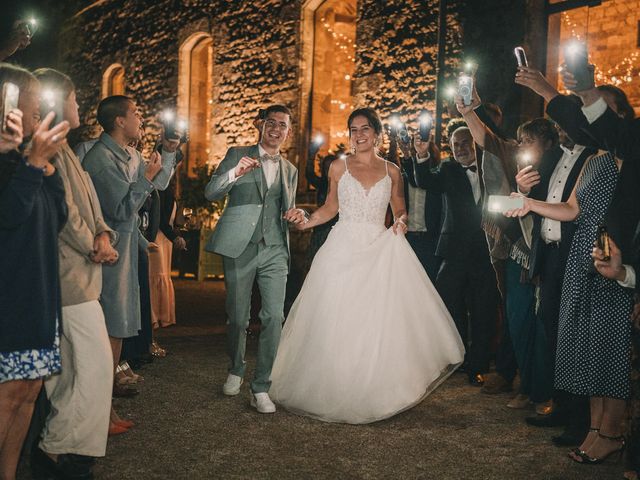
[505,150,634,466]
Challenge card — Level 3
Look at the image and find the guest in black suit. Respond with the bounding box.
[516,68,640,267]
[400,134,443,281]
[414,126,498,385]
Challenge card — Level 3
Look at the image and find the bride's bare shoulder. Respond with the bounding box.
[382,159,401,178]
[329,156,347,179]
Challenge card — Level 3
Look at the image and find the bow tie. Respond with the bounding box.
[462,165,477,173]
[261,154,281,164]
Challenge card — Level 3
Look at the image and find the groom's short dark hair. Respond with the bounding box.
[264,104,293,122]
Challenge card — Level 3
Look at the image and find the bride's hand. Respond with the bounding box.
[392,215,408,235]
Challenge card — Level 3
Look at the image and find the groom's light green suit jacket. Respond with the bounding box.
[204,145,298,259]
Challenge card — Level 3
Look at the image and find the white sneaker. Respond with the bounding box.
[250,392,276,414]
[222,374,243,396]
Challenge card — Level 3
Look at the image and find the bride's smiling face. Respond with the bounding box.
[349,115,378,153]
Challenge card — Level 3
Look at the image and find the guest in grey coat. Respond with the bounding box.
[83,96,178,406]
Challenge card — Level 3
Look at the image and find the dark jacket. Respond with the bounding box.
[528,145,595,279]
[401,156,443,235]
[547,95,640,265]
[157,186,180,242]
[414,158,486,260]
[0,153,68,352]
[139,190,160,243]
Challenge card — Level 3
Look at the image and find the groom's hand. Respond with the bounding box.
[283,208,308,225]
[234,157,261,177]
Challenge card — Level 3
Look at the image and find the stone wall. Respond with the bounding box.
[60,0,468,170]
[548,0,640,115]
[60,0,303,164]
[354,0,462,127]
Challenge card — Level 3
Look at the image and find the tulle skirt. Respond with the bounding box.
[270,221,465,424]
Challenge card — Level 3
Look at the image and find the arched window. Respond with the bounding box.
[178,33,213,176]
[101,63,125,98]
[310,0,357,154]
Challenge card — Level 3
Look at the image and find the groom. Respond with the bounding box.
[204,104,304,413]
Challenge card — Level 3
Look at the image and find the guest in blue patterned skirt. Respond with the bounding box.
[0,64,69,479]
[506,150,634,465]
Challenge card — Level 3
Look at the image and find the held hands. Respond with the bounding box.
[503,193,531,218]
[234,156,261,177]
[515,67,559,101]
[283,208,308,230]
[27,111,70,171]
[392,215,408,235]
[90,232,119,265]
[515,165,541,195]
[0,109,24,153]
[144,151,162,181]
[592,237,626,282]
[148,242,160,252]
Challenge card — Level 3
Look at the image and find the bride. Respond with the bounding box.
[271,108,464,424]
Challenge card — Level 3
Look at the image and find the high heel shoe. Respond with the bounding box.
[569,427,599,457]
[120,361,144,382]
[571,432,625,465]
[150,341,167,358]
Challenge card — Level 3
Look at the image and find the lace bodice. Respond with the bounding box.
[337,160,392,226]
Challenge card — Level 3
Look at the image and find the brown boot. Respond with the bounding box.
[480,373,513,395]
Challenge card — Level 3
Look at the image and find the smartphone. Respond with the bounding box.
[488,195,524,214]
[40,89,65,128]
[514,46,528,67]
[596,225,611,261]
[563,41,592,91]
[458,75,474,106]
[398,122,410,146]
[419,111,432,142]
[1,82,19,133]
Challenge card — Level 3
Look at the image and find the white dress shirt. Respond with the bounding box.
[541,145,585,243]
[407,156,429,232]
[618,265,637,289]
[582,97,608,124]
[464,161,481,204]
[228,144,279,188]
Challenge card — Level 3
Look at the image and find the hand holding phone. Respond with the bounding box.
[514,47,528,67]
[562,41,594,92]
[1,82,20,134]
[488,194,525,214]
[419,111,432,142]
[40,89,65,129]
[458,75,474,106]
[515,165,541,195]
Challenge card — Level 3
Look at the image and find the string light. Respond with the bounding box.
[318,14,357,140]
[560,11,640,86]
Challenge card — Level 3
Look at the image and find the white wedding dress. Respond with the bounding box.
[269,159,465,424]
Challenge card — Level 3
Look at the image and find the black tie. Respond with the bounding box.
[463,165,477,173]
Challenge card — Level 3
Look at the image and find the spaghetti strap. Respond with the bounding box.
[344,156,349,172]
[384,160,389,176]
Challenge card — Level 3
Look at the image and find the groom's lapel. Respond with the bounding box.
[280,160,294,210]
[248,145,265,199]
